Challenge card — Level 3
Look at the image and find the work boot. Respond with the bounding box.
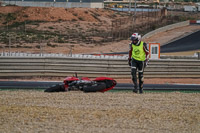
[133,86,138,93]
[139,88,143,94]
[139,81,143,94]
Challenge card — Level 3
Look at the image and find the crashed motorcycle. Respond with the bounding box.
[44,76,117,93]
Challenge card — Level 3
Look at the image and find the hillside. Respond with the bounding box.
[0,6,121,24]
[0,6,133,54]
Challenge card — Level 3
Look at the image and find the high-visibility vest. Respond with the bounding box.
[131,41,146,61]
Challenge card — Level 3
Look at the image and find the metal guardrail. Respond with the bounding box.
[0,52,128,59]
[0,56,200,78]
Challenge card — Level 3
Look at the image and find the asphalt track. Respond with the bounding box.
[160,30,200,53]
[0,81,200,91]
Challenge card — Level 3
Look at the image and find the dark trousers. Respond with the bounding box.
[131,58,144,90]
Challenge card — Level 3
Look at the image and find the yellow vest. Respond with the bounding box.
[131,41,146,61]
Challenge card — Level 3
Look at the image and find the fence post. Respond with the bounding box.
[8,35,11,56]
[198,52,200,60]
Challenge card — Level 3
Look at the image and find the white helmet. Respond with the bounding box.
[130,33,141,42]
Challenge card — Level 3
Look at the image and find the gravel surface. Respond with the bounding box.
[0,90,200,133]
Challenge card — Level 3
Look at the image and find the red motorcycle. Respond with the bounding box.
[44,76,117,93]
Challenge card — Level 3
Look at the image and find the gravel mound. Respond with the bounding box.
[0,90,200,133]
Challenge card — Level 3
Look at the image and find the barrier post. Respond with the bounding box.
[149,43,160,59]
[197,52,200,60]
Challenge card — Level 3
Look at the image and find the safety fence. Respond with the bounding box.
[0,56,200,78]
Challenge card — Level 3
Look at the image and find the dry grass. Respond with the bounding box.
[0,90,200,133]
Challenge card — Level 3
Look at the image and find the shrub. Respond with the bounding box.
[72,19,77,22]
[48,26,54,29]
[47,42,57,47]
[72,13,78,16]
[23,15,29,18]
[6,13,16,22]
[36,45,40,49]
[78,17,85,21]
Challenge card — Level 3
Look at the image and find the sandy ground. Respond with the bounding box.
[0,91,200,133]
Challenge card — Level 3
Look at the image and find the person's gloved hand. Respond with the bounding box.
[144,58,149,68]
[128,58,131,66]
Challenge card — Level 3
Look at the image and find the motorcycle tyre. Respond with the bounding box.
[44,84,65,92]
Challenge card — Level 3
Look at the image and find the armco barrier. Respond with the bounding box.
[0,57,200,78]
